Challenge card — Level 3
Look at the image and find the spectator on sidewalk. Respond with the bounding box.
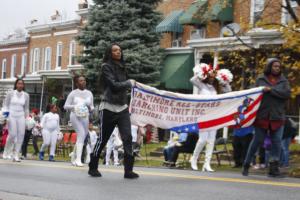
[280,117,298,168]
[232,126,254,168]
[242,58,291,177]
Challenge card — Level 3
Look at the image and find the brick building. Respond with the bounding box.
[0,0,88,112]
[0,35,29,105]
[156,0,299,92]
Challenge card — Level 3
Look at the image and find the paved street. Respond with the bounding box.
[0,159,300,200]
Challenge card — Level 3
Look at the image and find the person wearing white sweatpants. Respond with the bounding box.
[39,105,60,161]
[2,78,29,162]
[85,124,98,164]
[105,127,121,166]
[189,64,231,172]
[64,75,94,167]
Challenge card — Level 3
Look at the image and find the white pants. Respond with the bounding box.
[105,137,119,164]
[70,113,89,145]
[40,129,58,156]
[193,130,217,160]
[6,116,25,155]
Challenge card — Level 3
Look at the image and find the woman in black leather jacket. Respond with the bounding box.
[88,44,139,179]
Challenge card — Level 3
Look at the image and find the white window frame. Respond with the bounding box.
[11,54,17,78]
[191,27,206,39]
[32,48,40,73]
[281,0,298,25]
[171,32,183,47]
[250,0,265,25]
[44,47,52,70]
[21,53,27,75]
[56,42,63,69]
[1,59,7,79]
[69,40,76,65]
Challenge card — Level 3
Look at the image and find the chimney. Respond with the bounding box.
[78,0,88,9]
[51,10,62,21]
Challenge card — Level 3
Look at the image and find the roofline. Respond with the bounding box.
[26,19,81,33]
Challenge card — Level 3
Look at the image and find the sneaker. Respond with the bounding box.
[114,162,120,166]
[253,164,260,170]
[124,171,139,179]
[88,169,102,177]
[39,152,44,160]
[49,155,55,162]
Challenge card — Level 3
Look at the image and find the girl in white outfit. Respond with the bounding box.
[39,104,60,161]
[105,127,122,166]
[190,63,232,172]
[64,75,94,167]
[85,123,98,164]
[2,78,29,162]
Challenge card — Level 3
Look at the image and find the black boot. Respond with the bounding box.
[242,163,250,176]
[88,153,102,177]
[268,161,284,178]
[124,155,139,179]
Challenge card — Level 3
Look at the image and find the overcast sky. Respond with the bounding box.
[0,0,91,39]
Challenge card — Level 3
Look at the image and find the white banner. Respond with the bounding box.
[130,82,263,132]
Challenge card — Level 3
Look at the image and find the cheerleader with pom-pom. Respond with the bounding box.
[64,75,94,167]
[189,63,232,172]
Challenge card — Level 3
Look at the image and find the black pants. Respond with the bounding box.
[170,146,193,163]
[89,109,134,173]
[232,134,253,166]
[22,130,39,157]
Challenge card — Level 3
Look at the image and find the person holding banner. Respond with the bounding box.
[242,58,291,177]
[88,44,138,179]
[189,63,232,172]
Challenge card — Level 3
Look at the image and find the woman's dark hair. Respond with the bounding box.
[73,74,86,89]
[264,58,281,76]
[14,78,25,90]
[46,104,56,113]
[103,43,124,64]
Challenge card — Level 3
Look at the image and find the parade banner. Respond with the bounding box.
[130,82,264,132]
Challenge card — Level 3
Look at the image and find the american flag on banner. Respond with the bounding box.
[129,82,263,132]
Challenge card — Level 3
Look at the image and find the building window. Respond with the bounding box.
[69,40,76,65]
[251,0,265,25]
[56,42,63,69]
[11,54,17,78]
[282,0,298,25]
[44,47,52,70]
[33,48,40,73]
[21,53,27,75]
[171,32,183,47]
[2,59,7,79]
[190,26,206,40]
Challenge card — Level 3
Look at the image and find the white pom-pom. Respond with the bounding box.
[74,105,89,118]
[216,69,233,85]
[193,63,211,80]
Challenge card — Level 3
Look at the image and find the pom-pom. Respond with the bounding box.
[216,69,233,85]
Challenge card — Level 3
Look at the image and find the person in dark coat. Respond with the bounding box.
[242,58,291,177]
[88,44,138,179]
[280,117,297,167]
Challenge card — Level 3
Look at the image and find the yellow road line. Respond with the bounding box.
[1,160,300,188]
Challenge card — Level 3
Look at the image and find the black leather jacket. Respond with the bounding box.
[100,61,132,105]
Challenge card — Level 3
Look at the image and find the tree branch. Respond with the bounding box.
[283,0,299,23]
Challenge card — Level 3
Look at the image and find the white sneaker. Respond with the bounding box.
[13,155,21,162]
